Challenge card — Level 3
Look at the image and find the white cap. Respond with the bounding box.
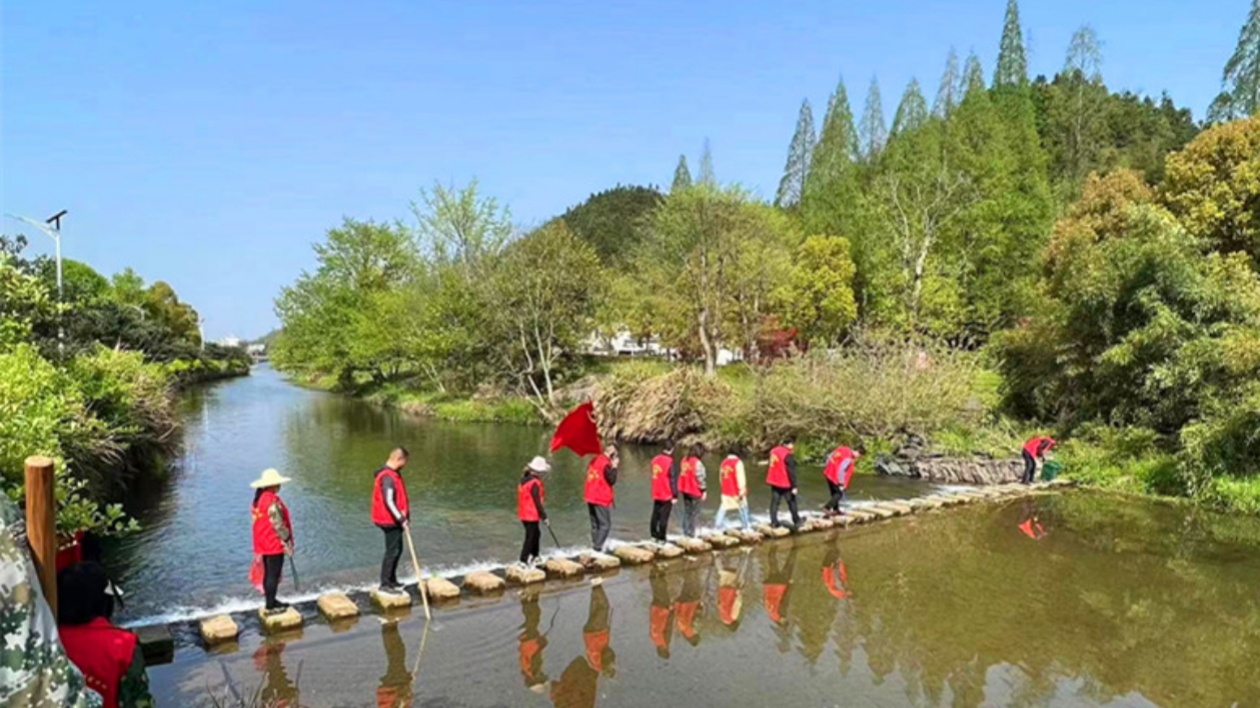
[527,456,551,473]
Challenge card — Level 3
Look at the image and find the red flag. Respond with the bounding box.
[249,555,264,593]
[550,401,602,458]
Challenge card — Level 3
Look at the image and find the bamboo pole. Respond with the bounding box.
[25,456,57,620]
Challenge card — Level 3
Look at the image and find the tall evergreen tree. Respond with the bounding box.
[671,155,693,193]
[859,77,888,161]
[775,99,817,208]
[802,75,861,237]
[891,79,929,136]
[993,0,1029,89]
[1048,26,1108,191]
[1209,0,1260,121]
[934,47,964,117]
[964,53,987,95]
[699,139,717,186]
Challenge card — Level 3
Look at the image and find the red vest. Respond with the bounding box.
[59,617,137,708]
[649,605,671,648]
[719,457,741,497]
[718,585,739,625]
[824,446,855,486]
[584,455,614,507]
[764,583,787,624]
[584,629,609,671]
[1023,436,1056,457]
[252,491,292,555]
[519,476,544,522]
[519,635,546,683]
[767,446,791,488]
[1018,519,1046,539]
[822,562,849,599]
[650,454,675,501]
[678,457,702,497]
[371,467,409,526]
[674,600,699,639]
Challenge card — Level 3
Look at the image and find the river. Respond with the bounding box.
[111,365,926,625]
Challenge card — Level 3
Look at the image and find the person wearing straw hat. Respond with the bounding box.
[518,456,552,566]
[250,468,294,614]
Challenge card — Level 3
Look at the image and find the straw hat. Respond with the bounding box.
[249,468,291,489]
[527,456,551,473]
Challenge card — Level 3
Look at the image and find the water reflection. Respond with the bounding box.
[518,591,550,692]
[250,639,297,707]
[648,566,675,659]
[550,585,615,708]
[377,622,413,707]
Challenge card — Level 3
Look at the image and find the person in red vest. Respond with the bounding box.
[518,592,549,692]
[649,442,680,543]
[582,583,614,676]
[250,468,294,613]
[821,545,849,600]
[762,545,797,626]
[677,444,708,538]
[717,549,750,629]
[674,565,703,647]
[822,444,863,516]
[1021,436,1057,484]
[551,581,616,706]
[584,444,619,553]
[766,438,801,531]
[648,565,675,658]
[714,450,752,532]
[518,456,552,566]
[57,562,153,708]
[371,447,411,593]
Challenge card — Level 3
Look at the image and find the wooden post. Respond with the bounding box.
[25,456,57,620]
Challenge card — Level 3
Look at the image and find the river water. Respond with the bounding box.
[112,366,927,624]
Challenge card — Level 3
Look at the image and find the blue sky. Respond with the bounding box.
[1,0,1244,339]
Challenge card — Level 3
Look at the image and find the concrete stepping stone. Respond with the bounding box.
[258,607,303,635]
[844,509,875,523]
[135,624,174,666]
[676,537,712,554]
[317,592,360,621]
[544,558,586,579]
[423,577,462,602]
[654,543,685,559]
[371,588,414,610]
[199,615,239,646]
[881,502,915,516]
[613,545,655,564]
[505,564,547,584]
[752,524,791,538]
[463,570,506,595]
[909,498,944,510]
[579,552,622,572]
[863,506,896,520]
[726,528,763,543]
[704,533,740,548]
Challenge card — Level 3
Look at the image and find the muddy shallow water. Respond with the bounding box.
[149,493,1260,707]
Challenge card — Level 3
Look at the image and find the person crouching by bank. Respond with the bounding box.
[767,439,801,531]
[58,561,154,708]
[678,444,707,538]
[585,444,619,553]
[519,456,552,566]
[1021,436,1056,485]
[822,444,862,517]
[371,447,411,593]
[251,468,294,613]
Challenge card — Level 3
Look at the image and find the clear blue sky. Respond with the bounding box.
[1,0,1243,339]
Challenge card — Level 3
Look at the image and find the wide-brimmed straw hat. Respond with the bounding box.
[249,468,292,489]
[527,456,551,473]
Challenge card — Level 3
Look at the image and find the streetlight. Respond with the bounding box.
[6,210,69,355]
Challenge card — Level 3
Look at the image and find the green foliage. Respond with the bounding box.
[1162,116,1260,263]
[933,48,963,117]
[1209,0,1260,122]
[803,75,861,239]
[775,99,817,208]
[698,139,716,187]
[891,79,929,136]
[993,0,1028,88]
[555,184,662,265]
[858,77,888,161]
[775,236,857,346]
[671,155,692,193]
[0,255,54,350]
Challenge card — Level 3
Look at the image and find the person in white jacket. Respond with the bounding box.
[714,450,752,532]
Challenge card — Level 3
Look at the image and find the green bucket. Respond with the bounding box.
[1041,460,1062,481]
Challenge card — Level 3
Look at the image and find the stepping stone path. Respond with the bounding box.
[727,529,763,543]
[654,543,685,559]
[863,506,896,520]
[676,537,712,554]
[463,571,506,595]
[613,545,655,565]
[752,524,791,538]
[371,588,413,610]
[423,577,462,602]
[317,592,359,621]
[258,607,303,635]
[199,615,239,646]
[505,564,547,585]
[705,534,740,549]
[579,552,622,572]
[881,502,915,516]
[544,558,586,579]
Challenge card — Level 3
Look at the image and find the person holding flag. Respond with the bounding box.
[584,444,619,553]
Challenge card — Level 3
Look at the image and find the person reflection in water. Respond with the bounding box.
[1018,499,1047,540]
[551,583,616,708]
[518,592,550,692]
[377,621,413,708]
[674,565,704,646]
[821,545,850,600]
[762,545,797,627]
[718,549,751,630]
[648,565,675,658]
[251,640,297,708]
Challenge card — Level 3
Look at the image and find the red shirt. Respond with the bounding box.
[59,617,138,708]
[584,455,614,507]
[252,490,292,556]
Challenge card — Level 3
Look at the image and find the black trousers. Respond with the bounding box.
[262,553,285,609]
[588,503,612,551]
[1022,450,1037,484]
[521,521,542,563]
[380,525,403,586]
[650,500,673,541]
[825,480,846,511]
[770,487,800,528]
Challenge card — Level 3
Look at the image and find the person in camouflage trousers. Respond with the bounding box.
[0,496,102,708]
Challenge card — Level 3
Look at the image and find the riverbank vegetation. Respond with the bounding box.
[273,1,1260,512]
[0,236,250,533]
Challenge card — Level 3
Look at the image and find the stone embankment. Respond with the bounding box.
[875,436,1025,485]
[134,479,1074,665]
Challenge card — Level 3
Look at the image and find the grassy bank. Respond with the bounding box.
[290,372,544,425]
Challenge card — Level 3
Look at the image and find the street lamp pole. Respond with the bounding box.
[5,210,68,355]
